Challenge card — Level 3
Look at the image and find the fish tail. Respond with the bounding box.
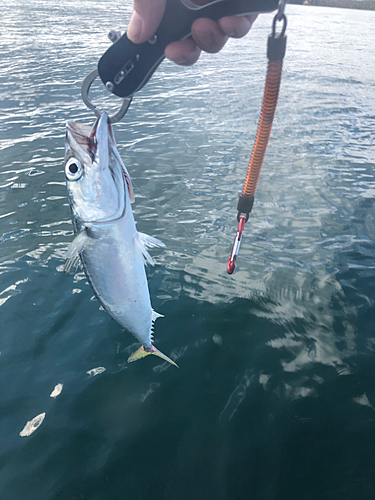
[127,345,178,367]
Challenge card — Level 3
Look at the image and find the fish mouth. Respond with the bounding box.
[66,113,115,161]
[66,121,92,142]
[65,113,127,224]
[66,114,120,182]
[92,112,116,145]
[66,121,96,161]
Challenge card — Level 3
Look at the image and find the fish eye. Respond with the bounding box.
[65,158,83,181]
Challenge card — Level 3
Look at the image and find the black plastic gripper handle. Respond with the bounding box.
[98,0,279,98]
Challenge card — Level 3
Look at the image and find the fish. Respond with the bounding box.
[64,112,178,367]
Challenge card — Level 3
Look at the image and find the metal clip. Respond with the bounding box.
[108,30,121,44]
[81,69,132,124]
[276,0,286,20]
[227,216,246,274]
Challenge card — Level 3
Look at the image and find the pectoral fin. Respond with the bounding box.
[134,232,165,266]
[127,345,178,367]
[64,229,92,273]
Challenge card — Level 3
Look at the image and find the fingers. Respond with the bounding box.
[166,15,257,66]
[165,17,226,66]
[165,38,201,66]
[191,18,228,54]
[219,14,258,39]
[127,0,166,44]
[127,0,258,66]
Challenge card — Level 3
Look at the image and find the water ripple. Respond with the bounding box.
[1,3,375,498]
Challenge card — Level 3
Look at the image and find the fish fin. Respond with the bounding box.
[127,345,178,367]
[138,232,165,249]
[152,310,164,323]
[64,254,81,274]
[134,234,154,266]
[135,232,165,266]
[64,229,91,273]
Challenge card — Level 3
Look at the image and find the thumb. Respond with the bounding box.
[127,0,167,44]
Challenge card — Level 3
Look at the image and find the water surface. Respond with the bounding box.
[1,3,375,499]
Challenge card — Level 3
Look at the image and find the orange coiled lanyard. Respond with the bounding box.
[227,9,287,274]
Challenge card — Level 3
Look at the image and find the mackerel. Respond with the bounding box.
[64,113,177,367]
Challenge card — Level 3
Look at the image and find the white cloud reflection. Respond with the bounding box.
[19,412,46,437]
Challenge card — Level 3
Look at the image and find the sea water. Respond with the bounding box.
[0,2,375,499]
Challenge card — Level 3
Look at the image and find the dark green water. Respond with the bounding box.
[1,2,375,499]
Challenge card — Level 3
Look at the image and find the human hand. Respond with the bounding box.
[127,0,257,66]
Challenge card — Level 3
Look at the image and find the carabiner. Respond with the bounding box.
[276,0,286,20]
[227,216,246,274]
[81,69,132,124]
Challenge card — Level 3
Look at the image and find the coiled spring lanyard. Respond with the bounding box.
[227,3,287,274]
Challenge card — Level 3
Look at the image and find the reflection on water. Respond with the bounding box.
[1,1,375,499]
[19,412,46,437]
[86,367,106,377]
[49,383,63,398]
